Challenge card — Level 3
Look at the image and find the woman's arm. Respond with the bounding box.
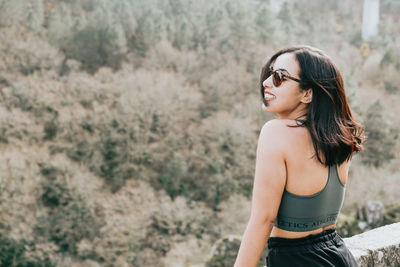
[234,120,287,267]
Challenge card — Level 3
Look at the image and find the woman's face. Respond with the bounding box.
[262,52,309,119]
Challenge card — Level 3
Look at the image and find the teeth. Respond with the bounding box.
[265,94,275,99]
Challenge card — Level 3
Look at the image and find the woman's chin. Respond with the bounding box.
[262,102,272,112]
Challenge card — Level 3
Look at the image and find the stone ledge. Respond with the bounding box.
[344,222,400,267]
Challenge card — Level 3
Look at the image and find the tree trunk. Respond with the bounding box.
[362,0,380,41]
[269,0,284,14]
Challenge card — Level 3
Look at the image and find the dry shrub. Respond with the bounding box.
[343,156,400,214]
[161,235,214,267]
[0,26,63,75]
[359,51,384,87]
[0,73,69,145]
[46,2,74,45]
[61,69,110,113]
[142,40,191,72]
[382,65,400,93]
[181,112,257,206]
[214,194,251,237]
[115,68,202,122]
[52,68,203,192]
[93,66,114,84]
[142,40,213,85]
[0,0,25,27]
[149,196,215,238]
[142,196,216,263]
[114,68,202,178]
[0,0,44,32]
[0,137,105,265]
[0,144,59,265]
[86,180,215,266]
[358,46,400,94]
[361,100,397,167]
[0,104,42,144]
[199,63,254,112]
[332,43,363,85]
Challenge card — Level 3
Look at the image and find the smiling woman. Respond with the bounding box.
[234,45,366,267]
[260,52,310,120]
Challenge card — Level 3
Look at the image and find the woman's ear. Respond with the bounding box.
[301,89,312,103]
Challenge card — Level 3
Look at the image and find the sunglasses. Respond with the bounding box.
[266,68,301,87]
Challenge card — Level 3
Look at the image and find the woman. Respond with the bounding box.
[234,45,365,267]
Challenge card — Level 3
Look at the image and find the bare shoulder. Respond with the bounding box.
[259,119,292,149]
[260,119,309,154]
[262,119,291,131]
[261,119,299,138]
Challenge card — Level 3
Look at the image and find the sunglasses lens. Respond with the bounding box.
[273,71,283,87]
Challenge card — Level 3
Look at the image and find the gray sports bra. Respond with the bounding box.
[274,163,346,232]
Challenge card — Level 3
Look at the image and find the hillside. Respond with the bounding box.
[0,0,399,266]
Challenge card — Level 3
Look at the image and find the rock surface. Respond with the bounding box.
[205,235,241,267]
[344,222,400,267]
[203,223,400,267]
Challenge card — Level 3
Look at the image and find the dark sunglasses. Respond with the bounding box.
[266,69,301,87]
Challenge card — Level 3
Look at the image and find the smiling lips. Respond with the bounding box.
[264,91,276,101]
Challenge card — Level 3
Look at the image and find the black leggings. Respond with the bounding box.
[266,228,358,267]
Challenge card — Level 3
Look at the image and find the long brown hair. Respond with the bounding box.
[260,45,366,166]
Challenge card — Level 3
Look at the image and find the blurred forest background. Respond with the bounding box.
[0,0,399,266]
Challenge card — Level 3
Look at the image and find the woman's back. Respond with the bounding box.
[270,119,350,238]
[234,45,363,267]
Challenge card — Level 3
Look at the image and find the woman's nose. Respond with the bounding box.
[263,77,272,89]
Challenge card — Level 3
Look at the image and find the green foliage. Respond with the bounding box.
[384,80,399,93]
[97,129,136,192]
[62,117,149,193]
[382,0,400,14]
[47,0,131,73]
[63,24,126,74]
[199,87,220,118]
[36,165,104,255]
[361,100,398,167]
[380,47,400,70]
[156,153,189,200]
[383,203,400,225]
[0,234,54,267]
[148,114,255,208]
[43,120,58,141]
[39,166,71,207]
[131,10,163,57]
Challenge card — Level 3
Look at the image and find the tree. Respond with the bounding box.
[361,100,397,167]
